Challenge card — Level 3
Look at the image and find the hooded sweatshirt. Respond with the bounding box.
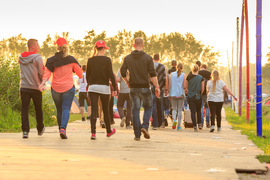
[19,52,44,90]
[120,50,156,88]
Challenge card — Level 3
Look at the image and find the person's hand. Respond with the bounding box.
[112,91,117,96]
[155,87,160,98]
[233,96,237,101]
[39,84,45,92]
[165,89,169,96]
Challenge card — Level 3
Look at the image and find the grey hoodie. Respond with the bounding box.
[19,53,44,91]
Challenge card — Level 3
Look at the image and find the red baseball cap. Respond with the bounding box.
[95,40,110,49]
[54,37,67,47]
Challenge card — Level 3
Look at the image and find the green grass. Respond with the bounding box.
[225,106,270,163]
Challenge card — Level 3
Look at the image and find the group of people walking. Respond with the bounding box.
[19,37,237,140]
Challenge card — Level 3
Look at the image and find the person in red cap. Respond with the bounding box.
[86,40,117,140]
[39,37,83,139]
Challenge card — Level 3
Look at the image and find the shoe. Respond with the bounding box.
[38,127,45,136]
[194,128,198,132]
[100,121,106,128]
[111,120,115,125]
[134,137,140,141]
[120,117,126,127]
[107,128,116,137]
[160,123,165,128]
[152,127,158,130]
[206,123,210,128]
[22,131,28,139]
[172,121,177,129]
[210,125,215,132]
[217,127,221,132]
[198,124,202,130]
[164,117,168,126]
[141,128,150,139]
[177,126,182,131]
[91,134,96,140]
[60,128,68,139]
[82,117,85,121]
[87,116,90,120]
[126,125,132,129]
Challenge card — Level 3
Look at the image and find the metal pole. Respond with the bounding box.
[232,41,234,110]
[236,17,239,114]
[256,0,262,137]
[227,50,232,108]
[244,0,250,123]
[239,1,245,117]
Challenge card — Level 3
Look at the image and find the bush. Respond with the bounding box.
[0,55,56,132]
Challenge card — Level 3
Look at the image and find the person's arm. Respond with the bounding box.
[108,59,117,95]
[183,74,187,91]
[223,85,237,101]
[39,68,52,92]
[150,76,160,98]
[37,56,45,82]
[201,80,205,95]
[73,63,83,79]
[185,75,189,94]
[168,74,171,95]
[86,58,91,84]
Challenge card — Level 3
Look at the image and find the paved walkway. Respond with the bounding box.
[0,109,267,180]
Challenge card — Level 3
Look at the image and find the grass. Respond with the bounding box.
[225,106,270,163]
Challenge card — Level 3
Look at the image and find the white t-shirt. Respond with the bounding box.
[79,72,87,92]
[207,80,226,102]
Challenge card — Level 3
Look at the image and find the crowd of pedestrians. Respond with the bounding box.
[19,37,237,140]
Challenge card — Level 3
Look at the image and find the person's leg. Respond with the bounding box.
[100,93,112,134]
[109,96,114,124]
[201,95,206,126]
[216,102,223,128]
[141,88,152,134]
[86,93,91,119]
[188,99,197,128]
[126,94,132,126]
[157,89,164,127]
[151,87,158,128]
[79,92,85,120]
[51,88,62,130]
[20,90,31,133]
[130,88,142,138]
[117,93,126,119]
[177,98,184,128]
[31,90,44,133]
[60,87,75,130]
[196,99,202,126]
[208,101,217,132]
[89,92,99,134]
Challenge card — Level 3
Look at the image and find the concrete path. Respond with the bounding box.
[0,109,267,180]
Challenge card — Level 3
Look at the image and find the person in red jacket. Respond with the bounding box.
[39,37,82,139]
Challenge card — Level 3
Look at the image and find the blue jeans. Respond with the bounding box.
[51,87,75,130]
[201,94,210,126]
[151,87,164,127]
[130,88,152,138]
[163,96,170,117]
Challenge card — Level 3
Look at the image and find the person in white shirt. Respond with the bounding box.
[207,70,237,132]
[78,65,91,121]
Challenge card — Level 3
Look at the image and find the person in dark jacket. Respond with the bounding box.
[120,38,159,141]
[19,39,45,139]
[86,40,117,140]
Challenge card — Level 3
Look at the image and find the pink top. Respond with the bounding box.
[43,63,83,93]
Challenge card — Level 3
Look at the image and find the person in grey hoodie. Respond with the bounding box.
[19,39,45,139]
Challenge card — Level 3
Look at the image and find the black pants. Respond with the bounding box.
[188,98,202,127]
[89,92,111,134]
[117,93,131,126]
[20,88,44,133]
[109,96,114,123]
[208,101,223,128]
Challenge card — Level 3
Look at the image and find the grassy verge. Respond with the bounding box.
[225,106,270,163]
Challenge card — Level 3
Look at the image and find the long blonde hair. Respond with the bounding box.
[177,63,183,77]
[91,46,104,58]
[191,64,199,73]
[57,44,69,58]
[212,70,220,92]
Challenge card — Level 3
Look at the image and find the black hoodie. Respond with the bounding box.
[120,50,156,88]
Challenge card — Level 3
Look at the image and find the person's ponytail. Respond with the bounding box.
[177,63,183,77]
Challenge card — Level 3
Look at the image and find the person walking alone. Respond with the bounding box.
[120,38,160,141]
[39,37,82,139]
[86,40,117,140]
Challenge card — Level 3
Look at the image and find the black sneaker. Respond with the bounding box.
[82,117,85,121]
[87,116,90,120]
[22,132,28,139]
[141,128,150,139]
[100,121,106,128]
[38,127,45,136]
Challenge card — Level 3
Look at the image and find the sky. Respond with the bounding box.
[1,0,270,67]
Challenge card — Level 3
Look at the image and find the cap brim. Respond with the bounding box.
[105,46,110,49]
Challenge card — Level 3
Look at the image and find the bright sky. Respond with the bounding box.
[1,0,270,67]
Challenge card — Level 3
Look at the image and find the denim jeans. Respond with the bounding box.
[51,87,75,130]
[151,87,164,127]
[130,88,152,138]
[171,97,184,127]
[201,94,210,126]
[20,88,44,133]
[117,93,131,126]
[163,96,170,117]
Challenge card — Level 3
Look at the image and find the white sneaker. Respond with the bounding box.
[120,117,126,127]
[210,125,215,132]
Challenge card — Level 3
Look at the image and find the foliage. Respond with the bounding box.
[0,56,56,132]
[225,107,270,155]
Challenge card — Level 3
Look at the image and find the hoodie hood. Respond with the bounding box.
[131,50,146,59]
[19,52,40,64]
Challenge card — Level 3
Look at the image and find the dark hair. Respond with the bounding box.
[153,54,159,60]
[195,60,201,67]
[201,64,207,69]
[171,60,177,67]
[82,65,87,71]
